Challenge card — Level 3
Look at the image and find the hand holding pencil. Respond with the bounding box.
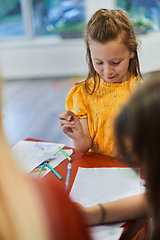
[58,109,83,140]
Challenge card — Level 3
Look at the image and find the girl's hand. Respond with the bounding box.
[58,110,83,140]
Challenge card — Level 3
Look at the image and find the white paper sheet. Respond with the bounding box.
[70,167,140,207]
[88,226,123,240]
[10,140,65,172]
[70,167,141,240]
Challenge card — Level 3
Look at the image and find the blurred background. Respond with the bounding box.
[1,0,160,146]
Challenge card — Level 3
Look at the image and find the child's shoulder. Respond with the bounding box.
[67,79,86,96]
[69,77,94,91]
[130,75,142,85]
[129,75,143,93]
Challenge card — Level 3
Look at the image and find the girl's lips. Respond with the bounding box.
[107,75,117,80]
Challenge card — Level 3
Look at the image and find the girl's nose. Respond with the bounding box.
[103,65,113,76]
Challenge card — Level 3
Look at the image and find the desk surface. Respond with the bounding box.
[27,138,148,240]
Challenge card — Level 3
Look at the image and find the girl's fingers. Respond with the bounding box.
[60,119,75,128]
[58,110,69,119]
[59,110,75,122]
[66,110,77,120]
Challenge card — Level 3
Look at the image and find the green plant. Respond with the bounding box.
[131,14,154,29]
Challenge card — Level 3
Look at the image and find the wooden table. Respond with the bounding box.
[27,138,149,240]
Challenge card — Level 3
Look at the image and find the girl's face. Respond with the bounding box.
[89,38,134,83]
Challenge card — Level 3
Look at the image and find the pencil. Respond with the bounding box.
[31,167,46,173]
[69,116,73,122]
[58,146,72,162]
[38,165,45,176]
[45,162,63,180]
[37,159,49,168]
[65,163,72,191]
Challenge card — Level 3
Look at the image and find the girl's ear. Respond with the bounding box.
[130,51,135,59]
[130,42,138,59]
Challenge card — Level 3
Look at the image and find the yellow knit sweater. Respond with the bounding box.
[66,75,141,156]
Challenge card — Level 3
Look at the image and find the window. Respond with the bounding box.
[117,0,160,32]
[0,0,86,41]
[32,0,86,38]
[0,0,25,40]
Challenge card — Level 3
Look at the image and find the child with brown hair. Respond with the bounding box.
[59,8,142,156]
[74,73,160,240]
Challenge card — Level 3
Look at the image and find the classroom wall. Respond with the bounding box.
[0,0,160,80]
[137,32,160,74]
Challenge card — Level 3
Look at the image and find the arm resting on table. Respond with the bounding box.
[75,193,150,226]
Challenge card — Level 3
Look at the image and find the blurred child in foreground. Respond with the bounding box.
[75,73,160,240]
[0,82,91,239]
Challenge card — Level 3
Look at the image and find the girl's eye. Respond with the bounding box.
[96,62,103,65]
[112,61,121,65]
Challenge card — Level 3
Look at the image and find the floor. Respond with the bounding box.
[2,77,81,147]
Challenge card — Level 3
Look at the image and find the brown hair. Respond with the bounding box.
[114,72,160,240]
[83,8,142,94]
